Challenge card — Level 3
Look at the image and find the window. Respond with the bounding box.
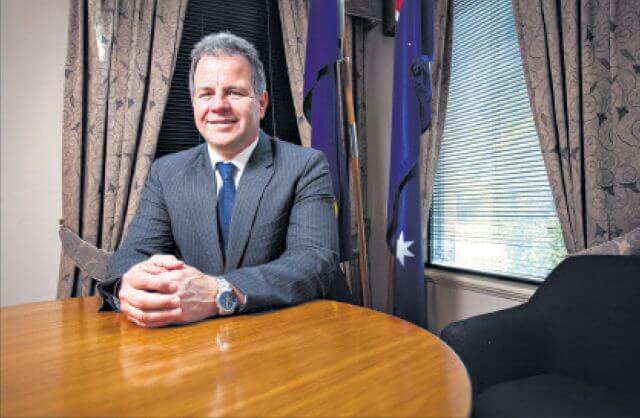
[429,0,566,281]
[155,0,300,158]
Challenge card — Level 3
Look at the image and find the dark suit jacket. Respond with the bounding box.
[98,131,350,312]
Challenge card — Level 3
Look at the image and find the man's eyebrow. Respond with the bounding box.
[223,84,248,90]
[195,84,247,92]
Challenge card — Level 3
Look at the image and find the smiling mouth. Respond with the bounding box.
[207,120,236,125]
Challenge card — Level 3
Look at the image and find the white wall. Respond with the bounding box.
[1,0,68,306]
[426,282,524,333]
[364,26,395,311]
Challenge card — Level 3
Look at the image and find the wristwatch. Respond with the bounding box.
[215,277,238,316]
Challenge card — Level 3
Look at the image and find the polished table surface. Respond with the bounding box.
[1,297,471,417]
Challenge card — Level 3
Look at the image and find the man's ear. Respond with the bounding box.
[258,90,269,119]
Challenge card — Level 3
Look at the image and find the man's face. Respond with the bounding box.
[192,54,268,159]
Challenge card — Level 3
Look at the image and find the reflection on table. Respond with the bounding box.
[1,297,471,417]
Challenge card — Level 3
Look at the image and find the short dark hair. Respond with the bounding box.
[189,32,266,98]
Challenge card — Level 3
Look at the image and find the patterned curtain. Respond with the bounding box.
[277,0,311,148]
[58,0,187,298]
[421,0,454,254]
[513,0,640,253]
[278,0,370,305]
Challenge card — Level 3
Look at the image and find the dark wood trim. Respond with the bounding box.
[346,0,382,28]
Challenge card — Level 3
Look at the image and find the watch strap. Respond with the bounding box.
[215,277,236,315]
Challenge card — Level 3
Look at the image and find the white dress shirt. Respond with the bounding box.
[207,137,259,195]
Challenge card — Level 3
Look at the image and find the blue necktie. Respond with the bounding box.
[216,162,236,254]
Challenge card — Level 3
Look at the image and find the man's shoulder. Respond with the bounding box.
[153,143,206,174]
[269,136,324,164]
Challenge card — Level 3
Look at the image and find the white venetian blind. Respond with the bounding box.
[429,0,566,281]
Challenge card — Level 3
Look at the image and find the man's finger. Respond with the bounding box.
[148,254,184,270]
[120,300,182,328]
[139,263,166,275]
[128,272,178,293]
[157,266,203,284]
[126,313,175,329]
[155,268,188,283]
[122,287,181,311]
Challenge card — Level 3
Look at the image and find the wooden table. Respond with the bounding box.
[1,297,471,417]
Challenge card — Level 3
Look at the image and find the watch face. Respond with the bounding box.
[218,290,237,311]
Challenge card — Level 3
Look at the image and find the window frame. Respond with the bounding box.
[425,0,565,284]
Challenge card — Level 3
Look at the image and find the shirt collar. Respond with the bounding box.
[207,136,259,174]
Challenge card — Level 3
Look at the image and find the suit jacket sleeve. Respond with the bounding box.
[224,151,342,312]
[97,161,177,310]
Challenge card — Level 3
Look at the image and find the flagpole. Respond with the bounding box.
[339,57,371,308]
[338,0,371,308]
[385,252,395,313]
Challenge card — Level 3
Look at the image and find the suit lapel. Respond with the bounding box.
[225,132,274,271]
[185,144,225,274]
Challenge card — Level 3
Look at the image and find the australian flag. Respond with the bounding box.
[386,0,434,327]
[303,0,351,262]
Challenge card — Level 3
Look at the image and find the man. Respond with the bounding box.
[98,32,349,327]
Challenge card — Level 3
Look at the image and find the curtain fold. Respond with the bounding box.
[277,0,311,148]
[421,0,454,254]
[58,0,187,298]
[513,0,640,253]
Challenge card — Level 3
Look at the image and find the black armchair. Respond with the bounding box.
[441,255,640,417]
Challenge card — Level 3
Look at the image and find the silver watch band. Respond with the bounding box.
[216,277,236,315]
[217,277,248,313]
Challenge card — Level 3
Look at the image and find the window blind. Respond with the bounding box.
[429,0,566,281]
[155,0,300,159]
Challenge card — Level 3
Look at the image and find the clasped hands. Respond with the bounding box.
[118,255,219,328]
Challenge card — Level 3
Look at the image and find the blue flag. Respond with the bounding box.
[303,0,351,262]
[386,0,434,327]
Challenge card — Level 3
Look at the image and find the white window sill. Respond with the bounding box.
[425,267,538,303]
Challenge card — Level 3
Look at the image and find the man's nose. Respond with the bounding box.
[209,94,229,111]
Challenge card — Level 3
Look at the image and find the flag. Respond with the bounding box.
[386,0,434,327]
[303,0,351,262]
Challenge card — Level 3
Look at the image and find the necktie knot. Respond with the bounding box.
[216,162,236,182]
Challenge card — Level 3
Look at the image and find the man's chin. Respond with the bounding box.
[203,132,239,147]
[204,125,236,137]
[203,135,256,157]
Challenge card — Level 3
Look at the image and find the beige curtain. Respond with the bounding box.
[58,0,187,298]
[513,0,640,253]
[278,0,311,148]
[421,0,454,250]
[278,0,370,305]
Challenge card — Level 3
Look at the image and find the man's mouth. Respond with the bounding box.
[207,119,236,125]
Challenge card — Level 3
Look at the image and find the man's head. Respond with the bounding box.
[190,32,269,159]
